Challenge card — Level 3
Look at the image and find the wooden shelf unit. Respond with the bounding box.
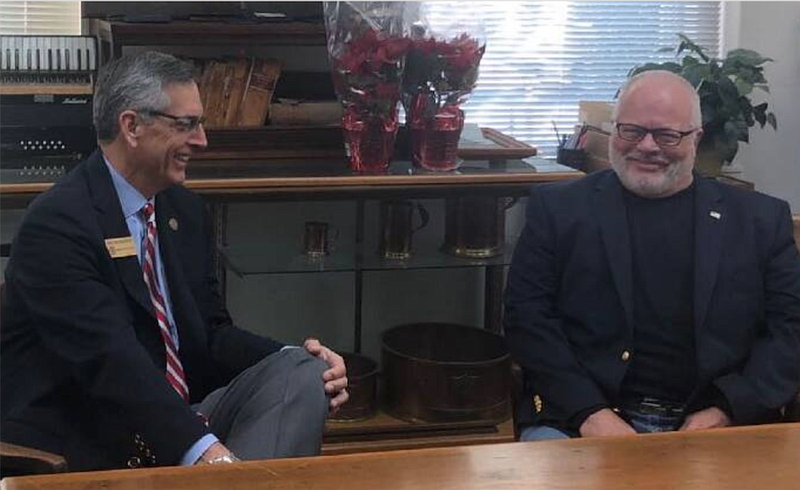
[90,19,326,62]
[322,411,514,455]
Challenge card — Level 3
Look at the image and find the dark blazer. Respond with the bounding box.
[0,151,283,470]
[504,169,800,430]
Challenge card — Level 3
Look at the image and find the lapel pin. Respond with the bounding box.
[168,217,179,231]
[710,211,721,220]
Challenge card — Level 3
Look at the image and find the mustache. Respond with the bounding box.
[625,151,670,165]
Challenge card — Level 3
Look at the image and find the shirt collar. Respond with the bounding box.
[103,155,150,220]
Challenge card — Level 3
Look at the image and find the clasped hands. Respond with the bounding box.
[579,406,731,438]
[197,338,349,465]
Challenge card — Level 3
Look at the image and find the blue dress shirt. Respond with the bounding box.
[104,157,218,465]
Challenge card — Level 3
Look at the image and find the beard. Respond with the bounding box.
[609,146,694,198]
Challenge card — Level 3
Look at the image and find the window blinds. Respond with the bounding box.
[0,1,81,36]
[424,1,721,157]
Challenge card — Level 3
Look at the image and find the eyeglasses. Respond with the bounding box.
[615,123,698,147]
[142,110,205,132]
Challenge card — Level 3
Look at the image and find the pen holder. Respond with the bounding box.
[556,148,587,170]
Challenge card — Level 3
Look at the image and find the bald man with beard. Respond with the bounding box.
[504,70,800,441]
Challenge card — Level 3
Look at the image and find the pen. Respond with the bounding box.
[552,120,562,148]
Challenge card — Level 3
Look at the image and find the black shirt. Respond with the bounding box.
[619,182,697,404]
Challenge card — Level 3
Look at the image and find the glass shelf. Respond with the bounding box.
[220,242,516,276]
[187,156,567,181]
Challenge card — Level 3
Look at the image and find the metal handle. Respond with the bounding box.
[412,203,430,233]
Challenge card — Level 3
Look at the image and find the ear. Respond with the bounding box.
[693,128,704,150]
[118,109,142,148]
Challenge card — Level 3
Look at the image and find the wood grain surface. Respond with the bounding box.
[3,423,799,490]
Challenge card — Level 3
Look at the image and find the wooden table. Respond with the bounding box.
[4,423,799,490]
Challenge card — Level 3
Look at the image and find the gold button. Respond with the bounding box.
[533,394,543,413]
[621,350,631,362]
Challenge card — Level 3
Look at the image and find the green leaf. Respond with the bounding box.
[734,117,750,142]
[767,113,777,130]
[726,49,773,66]
[682,56,700,67]
[717,76,741,110]
[714,131,739,164]
[752,102,767,127]
[631,62,682,77]
[677,33,709,62]
[682,64,710,87]
[734,78,753,96]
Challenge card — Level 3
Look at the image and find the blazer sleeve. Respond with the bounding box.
[504,186,608,424]
[713,200,800,424]
[8,199,209,465]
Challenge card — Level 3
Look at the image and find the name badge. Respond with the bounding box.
[105,236,137,258]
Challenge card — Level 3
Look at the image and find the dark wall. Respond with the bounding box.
[82,2,323,22]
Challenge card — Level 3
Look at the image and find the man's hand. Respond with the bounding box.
[679,406,731,431]
[196,442,234,464]
[303,338,349,414]
[579,408,637,438]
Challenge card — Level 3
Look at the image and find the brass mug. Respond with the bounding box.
[442,196,518,258]
[304,221,338,257]
[378,200,430,260]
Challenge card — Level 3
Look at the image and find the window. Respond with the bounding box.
[0,1,81,35]
[424,1,721,156]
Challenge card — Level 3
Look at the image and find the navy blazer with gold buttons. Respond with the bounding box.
[504,169,800,431]
[1,151,284,470]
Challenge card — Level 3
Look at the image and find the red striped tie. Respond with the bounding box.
[141,202,189,402]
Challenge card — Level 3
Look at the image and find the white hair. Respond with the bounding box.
[613,70,702,128]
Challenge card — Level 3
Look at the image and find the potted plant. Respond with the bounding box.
[626,33,777,175]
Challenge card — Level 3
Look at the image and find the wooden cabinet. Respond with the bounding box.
[0,153,582,454]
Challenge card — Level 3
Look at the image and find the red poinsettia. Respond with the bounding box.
[331,29,412,114]
[413,33,483,73]
[402,32,485,111]
[335,29,411,76]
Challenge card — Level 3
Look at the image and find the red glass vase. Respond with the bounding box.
[342,106,399,173]
[409,105,465,172]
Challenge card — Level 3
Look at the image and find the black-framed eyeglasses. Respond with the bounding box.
[615,123,698,147]
[142,110,205,132]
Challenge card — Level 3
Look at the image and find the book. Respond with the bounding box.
[237,57,282,126]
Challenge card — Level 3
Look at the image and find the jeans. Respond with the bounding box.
[519,404,684,441]
[621,405,683,433]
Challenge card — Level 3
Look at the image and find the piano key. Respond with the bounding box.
[1,37,8,71]
[44,37,51,71]
[33,37,42,71]
[71,37,80,70]
[58,36,66,71]
[65,38,72,71]
[22,37,30,71]
[13,37,18,71]
[75,37,84,71]
[87,37,96,71]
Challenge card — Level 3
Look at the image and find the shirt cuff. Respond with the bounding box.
[180,433,219,466]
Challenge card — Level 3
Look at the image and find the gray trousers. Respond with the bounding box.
[196,347,328,460]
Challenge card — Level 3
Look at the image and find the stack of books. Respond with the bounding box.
[196,57,282,127]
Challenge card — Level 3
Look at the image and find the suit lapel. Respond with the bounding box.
[693,176,725,331]
[593,172,635,330]
[155,193,198,348]
[85,152,154,317]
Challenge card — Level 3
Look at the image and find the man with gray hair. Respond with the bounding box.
[504,70,800,440]
[1,51,348,470]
